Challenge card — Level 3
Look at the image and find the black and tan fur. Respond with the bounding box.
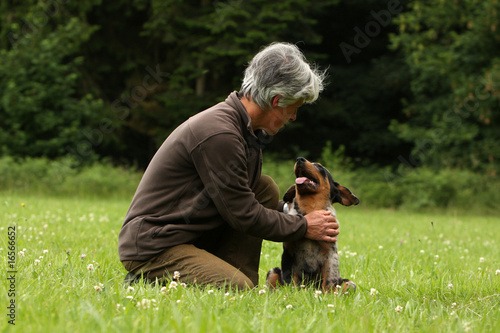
[266,157,359,292]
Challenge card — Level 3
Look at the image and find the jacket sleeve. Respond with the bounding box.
[190,132,307,242]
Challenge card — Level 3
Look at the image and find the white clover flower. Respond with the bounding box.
[495,269,500,276]
[180,283,187,288]
[286,304,293,309]
[169,281,178,290]
[479,257,485,263]
[378,245,383,249]
[327,304,334,308]
[173,271,181,279]
[81,254,86,259]
[127,286,135,293]
[448,284,454,289]
[137,299,153,310]
[43,249,49,254]
[395,305,403,313]
[160,287,167,294]
[434,255,439,260]
[225,292,230,297]
[451,302,457,308]
[420,250,425,254]
[207,289,214,294]
[258,289,266,295]
[18,251,25,257]
[126,295,134,300]
[94,283,104,292]
[34,259,40,265]
[370,288,378,296]
[87,264,94,271]
[39,256,43,260]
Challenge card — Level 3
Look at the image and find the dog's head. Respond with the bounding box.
[283,157,359,207]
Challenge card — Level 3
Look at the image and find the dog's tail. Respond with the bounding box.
[266,267,283,290]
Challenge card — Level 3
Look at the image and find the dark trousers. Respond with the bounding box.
[122,175,279,290]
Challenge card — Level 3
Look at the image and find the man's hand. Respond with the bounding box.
[304,210,339,242]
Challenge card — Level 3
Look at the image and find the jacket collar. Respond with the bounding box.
[225,91,266,141]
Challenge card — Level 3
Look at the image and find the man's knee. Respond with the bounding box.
[255,174,280,209]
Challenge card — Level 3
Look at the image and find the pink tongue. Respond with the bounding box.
[296,177,309,185]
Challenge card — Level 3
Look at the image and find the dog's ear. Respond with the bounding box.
[337,184,360,206]
[283,185,296,203]
[331,181,359,206]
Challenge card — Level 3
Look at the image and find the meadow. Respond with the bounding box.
[1,192,499,332]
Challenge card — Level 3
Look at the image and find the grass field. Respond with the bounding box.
[1,194,499,332]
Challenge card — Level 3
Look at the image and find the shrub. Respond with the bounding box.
[263,143,500,215]
[0,156,141,199]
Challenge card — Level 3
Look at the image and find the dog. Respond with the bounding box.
[266,157,359,293]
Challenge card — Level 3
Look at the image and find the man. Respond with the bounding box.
[118,42,339,290]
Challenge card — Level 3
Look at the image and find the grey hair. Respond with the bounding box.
[240,42,326,110]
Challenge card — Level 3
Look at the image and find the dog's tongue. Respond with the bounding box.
[296,177,309,185]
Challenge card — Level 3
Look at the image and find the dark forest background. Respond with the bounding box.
[1,0,499,176]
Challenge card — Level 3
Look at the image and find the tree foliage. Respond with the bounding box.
[0,1,108,162]
[390,0,500,174]
[0,0,498,174]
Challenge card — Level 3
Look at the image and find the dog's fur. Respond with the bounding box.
[266,157,359,292]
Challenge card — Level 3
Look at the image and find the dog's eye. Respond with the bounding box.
[315,165,327,177]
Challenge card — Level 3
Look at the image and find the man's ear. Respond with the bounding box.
[283,185,296,203]
[331,182,359,206]
[271,95,281,108]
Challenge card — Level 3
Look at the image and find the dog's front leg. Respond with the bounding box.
[322,245,342,291]
[292,271,301,286]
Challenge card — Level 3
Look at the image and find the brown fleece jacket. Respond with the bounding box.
[118,92,307,261]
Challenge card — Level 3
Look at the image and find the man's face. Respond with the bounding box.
[261,99,303,135]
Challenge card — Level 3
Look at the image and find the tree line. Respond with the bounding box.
[0,0,498,174]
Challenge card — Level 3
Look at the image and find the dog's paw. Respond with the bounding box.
[330,279,356,294]
[337,279,356,294]
[266,267,282,290]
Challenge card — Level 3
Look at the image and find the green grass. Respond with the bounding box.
[1,194,499,332]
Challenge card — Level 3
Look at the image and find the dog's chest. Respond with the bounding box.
[292,239,337,273]
[287,201,338,273]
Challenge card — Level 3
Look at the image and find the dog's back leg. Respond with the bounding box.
[266,267,283,290]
